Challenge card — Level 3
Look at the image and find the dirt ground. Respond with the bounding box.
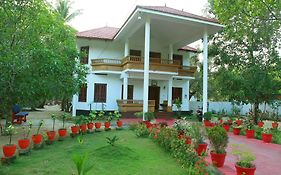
[0,105,74,157]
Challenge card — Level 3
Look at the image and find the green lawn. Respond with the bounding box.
[0,130,187,175]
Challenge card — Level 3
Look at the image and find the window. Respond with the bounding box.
[173,54,183,66]
[94,83,107,102]
[172,87,182,101]
[150,52,161,63]
[80,46,89,64]
[130,50,141,56]
[121,85,134,99]
[78,84,87,102]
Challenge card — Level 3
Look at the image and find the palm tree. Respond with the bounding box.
[55,0,81,22]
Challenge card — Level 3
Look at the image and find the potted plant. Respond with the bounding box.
[203,112,212,127]
[114,111,123,127]
[221,117,230,132]
[244,117,255,139]
[207,125,229,167]
[71,117,80,135]
[134,112,155,128]
[173,120,185,139]
[87,114,94,130]
[232,144,256,175]
[95,110,104,129]
[232,121,243,135]
[271,114,279,129]
[189,123,208,156]
[46,114,56,142]
[79,115,88,133]
[32,120,44,145]
[2,124,17,158]
[257,119,264,128]
[18,121,32,150]
[58,113,67,138]
[262,128,272,143]
[104,112,112,129]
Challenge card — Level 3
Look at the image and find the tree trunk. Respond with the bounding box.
[253,102,259,124]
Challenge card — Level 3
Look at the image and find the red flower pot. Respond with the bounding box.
[228,119,233,124]
[58,129,67,137]
[235,164,256,175]
[71,125,79,135]
[18,139,30,150]
[143,121,152,128]
[185,137,192,144]
[204,120,211,127]
[117,121,123,127]
[196,143,208,156]
[2,144,17,158]
[80,124,87,133]
[262,133,272,143]
[46,131,56,141]
[236,120,242,126]
[258,121,264,128]
[210,151,226,167]
[95,122,101,129]
[222,124,230,132]
[210,123,216,127]
[32,134,43,145]
[233,128,241,135]
[104,122,111,129]
[219,119,223,124]
[245,129,255,139]
[272,122,278,129]
[87,122,94,130]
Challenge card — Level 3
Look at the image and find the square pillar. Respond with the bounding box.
[203,31,208,114]
[143,18,150,120]
[183,80,190,111]
[124,39,129,57]
[169,44,173,60]
[123,74,128,100]
[72,94,78,116]
[167,78,173,112]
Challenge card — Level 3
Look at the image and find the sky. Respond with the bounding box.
[66,0,209,32]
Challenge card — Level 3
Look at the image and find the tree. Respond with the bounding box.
[54,0,81,22]
[209,0,281,121]
[0,0,87,122]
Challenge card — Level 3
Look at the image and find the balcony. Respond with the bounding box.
[91,56,196,77]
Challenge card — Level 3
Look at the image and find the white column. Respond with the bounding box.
[169,44,173,60]
[184,80,190,111]
[124,39,129,57]
[143,18,150,120]
[203,31,208,114]
[167,78,173,111]
[72,94,78,116]
[123,74,128,100]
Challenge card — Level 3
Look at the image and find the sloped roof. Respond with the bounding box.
[137,6,219,24]
[76,26,119,40]
[179,45,199,53]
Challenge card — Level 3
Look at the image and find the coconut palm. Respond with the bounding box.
[55,0,81,22]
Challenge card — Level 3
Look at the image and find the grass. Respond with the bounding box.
[0,130,188,175]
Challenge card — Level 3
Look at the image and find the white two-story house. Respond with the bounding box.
[72,6,223,118]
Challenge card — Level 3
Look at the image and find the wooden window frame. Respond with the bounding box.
[78,84,87,102]
[94,83,107,103]
[130,49,141,56]
[172,87,182,102]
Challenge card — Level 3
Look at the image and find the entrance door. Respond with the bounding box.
[149,86,160,111]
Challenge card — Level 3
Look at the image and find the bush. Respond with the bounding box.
[207,126,228,154]
[155,127,177,151]
[135,123,149,137]
[189,123,206,148]
[128,123,138,131]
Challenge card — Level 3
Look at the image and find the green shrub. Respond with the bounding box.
[156,127,177,151]
[128,123,138,131]
[207,126,228,154]
[189,123,206,148]
[203,112,212,120]
[135,123,149,137]
[232,144,255,168]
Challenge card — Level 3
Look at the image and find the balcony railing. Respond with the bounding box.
[116,100,155,112]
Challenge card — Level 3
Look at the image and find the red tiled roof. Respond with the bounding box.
[179,46,199,53]
[138,6,220,24]
[76,26,119,40]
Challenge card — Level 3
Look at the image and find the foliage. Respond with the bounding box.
[106,136,119,146]
[173,98,182,112]
[232,144,256,168]
[36,120,44,135]
[207,126,228,154]
[244,114,255,130]
[22,121,33,139]
[155,127,177,151]
[4,123,17,145]
[113,111,122,121]
[232,120,243,129]
[189,123,206,148]
[173,119,192,134]
[134,112,155,121]
[135,123,149,137]
[51,114,56,131]
[0,0,88,122]
[105,112,113,122]
[128,123,138,131]
[203,112,212,121]
[262,128,272,134]
[97,111,105,120]
[54,0,81,22]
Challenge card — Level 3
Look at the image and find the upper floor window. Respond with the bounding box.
[130,49,141,56]
[173,54,183,66]
[80,46,89,64]
[78,84,87,102]
[150,51,161,63]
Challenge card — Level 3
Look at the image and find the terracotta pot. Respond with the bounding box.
[222,124,230,132]
[272,122,278,129]
[87,122,94,130]
[71,125,79,135]
[46,131,56,141]
[245,129,255,139]
[58,129,67,137]
[196,143,208,156]
[235,164,256,175]
[219,119,223,124]
[185,137,192,144]
[32,134,43,145]
[104,122,111,129]
[2,144,17,158]
[117,121,123,127]
[210,151,226,167]
[80,124,87,133]
[262,133,272,143]
[236,120,242,126]
[258,121,264,128]
[95,122,101,129]
[233,128,241,135]
[204,120,211,127]
[210,123,216,127]
[18,139,30,150]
